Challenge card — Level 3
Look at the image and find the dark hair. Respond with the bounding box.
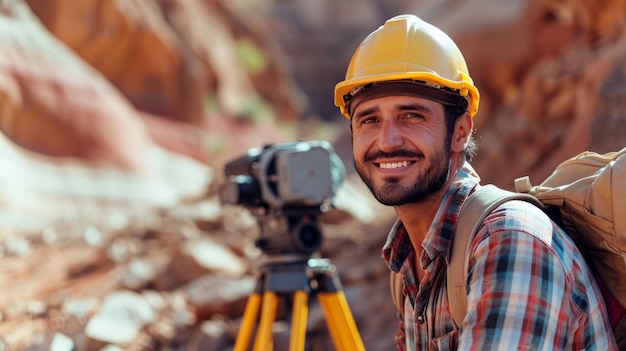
[444,103,476,161]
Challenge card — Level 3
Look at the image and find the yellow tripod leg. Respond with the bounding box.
[234,292,263,351]
[253,291,279,351]
[289,290,309,351]
[318,291,365,351]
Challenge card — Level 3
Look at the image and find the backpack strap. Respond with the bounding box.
[447,185,542,326]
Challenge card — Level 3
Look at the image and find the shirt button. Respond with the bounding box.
[417,315,424,323]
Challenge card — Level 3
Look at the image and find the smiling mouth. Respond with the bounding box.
[377,160,414,169]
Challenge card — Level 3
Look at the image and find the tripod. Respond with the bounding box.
[233,254,365,351]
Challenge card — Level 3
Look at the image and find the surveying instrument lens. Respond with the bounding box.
[296,223,322,252]
[219,140,365,351]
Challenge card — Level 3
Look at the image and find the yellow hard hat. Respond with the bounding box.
[334,14,480,119]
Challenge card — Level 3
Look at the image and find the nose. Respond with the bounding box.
[378,119,404,151]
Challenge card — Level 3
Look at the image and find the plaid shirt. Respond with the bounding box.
[382,163,617,350]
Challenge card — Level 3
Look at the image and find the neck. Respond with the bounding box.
[394,188,444,255]
[395,156,465,254]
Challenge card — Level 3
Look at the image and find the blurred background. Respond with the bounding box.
[1,0,625,350]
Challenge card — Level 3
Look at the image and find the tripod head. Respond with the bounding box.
[218,140,346,256]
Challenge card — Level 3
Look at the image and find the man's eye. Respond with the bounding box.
[406,112,425,120]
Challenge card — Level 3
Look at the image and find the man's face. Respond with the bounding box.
[350,95,451,206]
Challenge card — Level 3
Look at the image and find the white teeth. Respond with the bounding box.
[379,161,410,169]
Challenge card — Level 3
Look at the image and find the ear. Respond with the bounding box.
[451,113,473,153]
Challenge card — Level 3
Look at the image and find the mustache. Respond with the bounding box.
[364,149,424,162]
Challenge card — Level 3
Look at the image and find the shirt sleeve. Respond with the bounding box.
[457,200,581,350]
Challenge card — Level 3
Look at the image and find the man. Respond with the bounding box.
[334,14,617,350]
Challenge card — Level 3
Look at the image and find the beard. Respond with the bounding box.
[355,143,451,206]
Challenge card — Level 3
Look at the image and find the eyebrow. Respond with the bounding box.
[352,106,379,121]
[352,102,435,122]
[397,103,434,114]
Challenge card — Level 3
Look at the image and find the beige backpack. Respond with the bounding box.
[390,148,626,346]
